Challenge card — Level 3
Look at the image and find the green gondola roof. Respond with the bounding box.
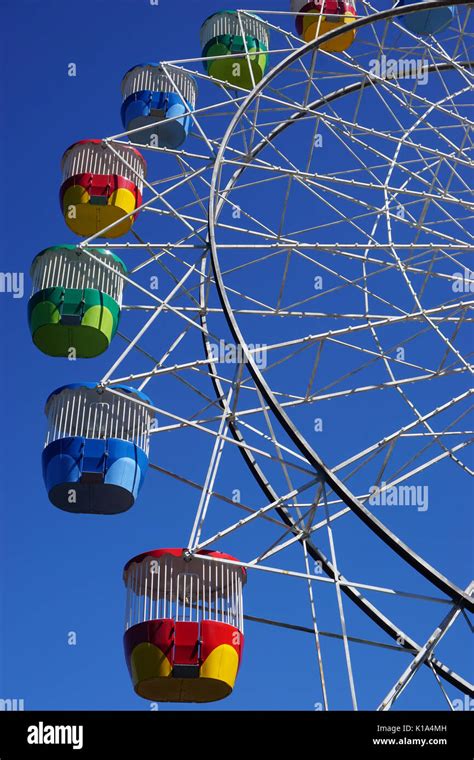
[200,9,265,28]
[30,245,128,276]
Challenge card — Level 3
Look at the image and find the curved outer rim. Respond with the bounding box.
[198,265,474,699]
[207,0,474,620]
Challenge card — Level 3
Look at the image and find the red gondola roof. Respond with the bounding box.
[124,547,247,579]
[61,139,147,172]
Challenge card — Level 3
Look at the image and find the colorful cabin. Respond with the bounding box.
[201,10,270,90]
[123,548,246,702]
[28,246,127,358]
[121,64,198,149]
[60,140,146,238]
[396,0,455,35]
[42,383,154,514]
[291,0,357,52]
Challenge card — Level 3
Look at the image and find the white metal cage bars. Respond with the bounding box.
[200,11,270,49]
[30,251,126,304]
[44,388,154,454]
[289,0,356,14]
[121,66,198,108]
[124,555,244,633]
[61,143,146,192]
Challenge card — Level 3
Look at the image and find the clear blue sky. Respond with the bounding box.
[0,0,472,711]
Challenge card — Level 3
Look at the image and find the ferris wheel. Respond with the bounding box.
[28,0,473,710]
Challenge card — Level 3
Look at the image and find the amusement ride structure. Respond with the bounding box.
[28,0,473,709]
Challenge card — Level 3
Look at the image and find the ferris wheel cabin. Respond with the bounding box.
[396,0,455,35]
[60,140,146,238]
[42,383,154,514]
[121,64,198,149]
[123,548,246,703]
[201,10,270,90]
[28,246,127,358]
[292,0,357,51]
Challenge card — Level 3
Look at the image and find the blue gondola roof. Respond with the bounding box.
[45,383,154,410]
[121,63,198,101]
[122,62,162,79]
[122,62,197,82]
